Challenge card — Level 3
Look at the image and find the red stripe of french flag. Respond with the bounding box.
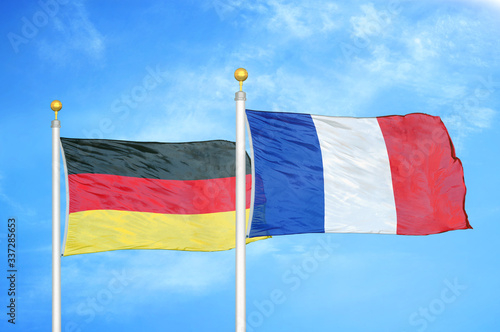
[377,114,470,235]
[311,113,470,236]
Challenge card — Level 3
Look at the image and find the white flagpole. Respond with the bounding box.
[51,100,62,332]
[234,68,248,332]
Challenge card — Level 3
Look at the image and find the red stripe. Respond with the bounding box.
[68,173,252,214]
[377,114,470,235]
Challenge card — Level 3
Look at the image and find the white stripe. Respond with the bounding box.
[311,115,397,234]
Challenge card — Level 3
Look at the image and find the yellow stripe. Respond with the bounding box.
[63,209,268,256]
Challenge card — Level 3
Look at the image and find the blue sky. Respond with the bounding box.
[1,0,499,331]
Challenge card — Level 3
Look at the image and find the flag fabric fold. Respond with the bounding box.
[246,109,471,238]
[61,137,266,256]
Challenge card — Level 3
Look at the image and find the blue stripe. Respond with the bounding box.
[246,110,325,237]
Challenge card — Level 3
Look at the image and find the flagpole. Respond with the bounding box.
[51,100,62,332]
[234,68,248,332]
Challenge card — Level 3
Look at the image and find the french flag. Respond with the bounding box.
[246,109,471,238]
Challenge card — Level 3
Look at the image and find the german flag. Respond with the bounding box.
[60,138,267,256]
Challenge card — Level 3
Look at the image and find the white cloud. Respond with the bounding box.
[443,106,497,147]
[207,0,339,39]
[131,65,237,142]
[466,107,496,128]
[265,0,339,38]
[37,0,105,63]
[410,37,438,61]
[350,3,394,39]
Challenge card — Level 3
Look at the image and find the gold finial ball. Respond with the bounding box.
[51,100,62,112]
[234,68,248,82]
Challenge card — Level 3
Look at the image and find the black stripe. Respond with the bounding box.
[61,138,251,181]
